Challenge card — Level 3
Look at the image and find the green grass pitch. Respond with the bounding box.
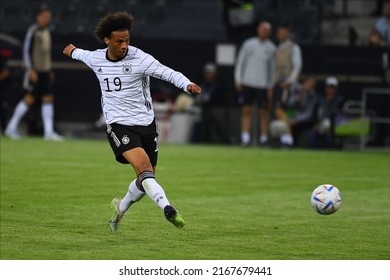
[1,137,389,260]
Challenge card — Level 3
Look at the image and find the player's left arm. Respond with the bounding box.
[286,44,302,85]
[144,55,201,95]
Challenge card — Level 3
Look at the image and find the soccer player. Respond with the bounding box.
[234,21,275,146]
[5,6,63,140]
[63,11,201,232]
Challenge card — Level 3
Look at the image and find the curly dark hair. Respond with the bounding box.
[95,11,133,43]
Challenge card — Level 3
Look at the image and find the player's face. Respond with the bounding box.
[37,10,51,28]
[257,23,271,40]
[303,77,316,92]
[105,30,130,60]
[325,85,337,99]
[277,27,289,42]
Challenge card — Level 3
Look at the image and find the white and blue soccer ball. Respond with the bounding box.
[311,184,342,215]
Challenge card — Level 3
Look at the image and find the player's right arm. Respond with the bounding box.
[63,44,77,58]
[234,41,248,93]
[63,44,93,67]
[24,25,38,82]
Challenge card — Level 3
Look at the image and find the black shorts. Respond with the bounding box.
[272,86,289,110]
[23,71,52,96]
[241,86,268,108]
[106,120,159,165]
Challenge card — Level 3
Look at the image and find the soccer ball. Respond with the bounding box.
[311,184,342,215]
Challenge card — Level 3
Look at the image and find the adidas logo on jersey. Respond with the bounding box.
[98,68,103,73]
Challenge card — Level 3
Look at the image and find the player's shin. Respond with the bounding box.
[139,171,170,209]
[119,179,145,213]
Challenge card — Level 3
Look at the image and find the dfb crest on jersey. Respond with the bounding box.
[121,135,130,145]
[122,64,132,75]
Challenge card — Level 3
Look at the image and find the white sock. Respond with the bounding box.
[119,179,145,213]
[42,103,54,137]
[6,100,29,131]
[241,131,250,144]
[260,134,268,144]
[141,178,170,210]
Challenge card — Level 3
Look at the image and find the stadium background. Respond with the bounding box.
[1,0,389,148]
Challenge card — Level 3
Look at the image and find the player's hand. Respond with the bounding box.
[63,44,76,57]
[187,83,201,95]
[29,68,38,83]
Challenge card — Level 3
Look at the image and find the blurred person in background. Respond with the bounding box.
[288,76,318,147]
[368,30,387,47]
[271,24,302,147]
[5,6,62,140]
[235,21,275,146]
[193,62,226,143]
[309,76,343,149]
[372,0,390,46]
[270,76,317,147]
[0,50,11,134]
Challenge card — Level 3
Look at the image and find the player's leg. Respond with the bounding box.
[118,179,146,213]
[240,86,254,146]
[259,107,269,144]
[274,86,294,146]
[107,123,184,231]
[140,129,185,228]
[5,94,34,139]
[123,147,170,208]
[106,123,144,232]
[109,177,146,233]
[274,107,293,146]
[122,147,185,228]
[258,88,270,145]
[40,73,63,141]
[141,121,185,228]
[274,107,291,133]
[42,94,54,137]
[41,94,63,140]
[5,71,34,139]
[241,105,252,145]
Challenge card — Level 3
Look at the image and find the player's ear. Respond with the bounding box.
[104,37,110,45]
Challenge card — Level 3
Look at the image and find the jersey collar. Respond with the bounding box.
[105,48,128,62]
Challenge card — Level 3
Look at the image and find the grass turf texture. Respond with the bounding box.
[1,137,389,260]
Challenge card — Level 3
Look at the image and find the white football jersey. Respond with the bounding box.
[71,46,192,126]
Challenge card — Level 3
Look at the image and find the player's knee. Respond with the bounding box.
[138,170,155,184]
[134,160,153,174]
[42,95,54,103]
[24,94,35,106]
